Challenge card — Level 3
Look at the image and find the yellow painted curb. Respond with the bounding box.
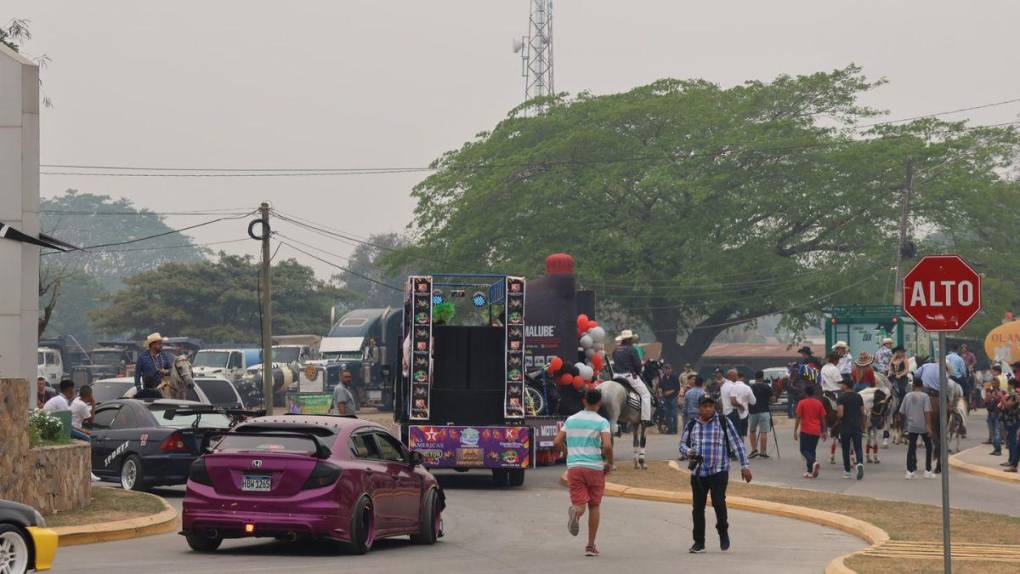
[52,491,179,546]
[949,445,1020,485]
[561,463,890,574]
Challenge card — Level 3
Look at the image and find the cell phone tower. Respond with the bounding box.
[513,0,554,106]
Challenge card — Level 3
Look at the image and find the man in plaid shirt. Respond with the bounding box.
[679,395,753,554]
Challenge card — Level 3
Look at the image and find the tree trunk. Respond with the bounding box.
[38,276,62,337]
[651,307,738,368]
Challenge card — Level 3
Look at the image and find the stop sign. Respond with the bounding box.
[903,255,982,332]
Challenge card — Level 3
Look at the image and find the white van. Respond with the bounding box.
[37,347,64,385]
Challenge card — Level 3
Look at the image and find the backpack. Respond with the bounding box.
[683,414,733,460]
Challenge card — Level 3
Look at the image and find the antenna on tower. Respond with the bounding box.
[514,0,554,109]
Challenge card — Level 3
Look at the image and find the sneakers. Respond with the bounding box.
[567,506,580,536]
[923,471,935,479]
[842,471,852,479]
[689,543,706,554]
[856,463,864,480]
[990,450,1002,456]
[904,471,915,480]
[803,472,812,479]
[720,533,731,551]
[585,545,600,557]
[812,462,820,478]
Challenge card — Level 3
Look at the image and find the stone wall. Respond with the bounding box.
[0,378,91,513]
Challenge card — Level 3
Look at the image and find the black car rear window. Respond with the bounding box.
[195,380,239,406]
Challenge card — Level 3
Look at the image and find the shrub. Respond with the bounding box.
[30,409,64,442]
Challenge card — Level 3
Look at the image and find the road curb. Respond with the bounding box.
[560,462,889,574]
[949,445,1020,485]
[51,491,179,546]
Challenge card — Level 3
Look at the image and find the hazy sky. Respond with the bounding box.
[9,0,1020,277]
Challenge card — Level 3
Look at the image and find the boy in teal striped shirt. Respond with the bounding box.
[554,387,613,557]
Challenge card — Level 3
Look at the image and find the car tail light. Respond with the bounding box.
[189,458,213,485]
[160,431,189,452]
[300,461,342,490]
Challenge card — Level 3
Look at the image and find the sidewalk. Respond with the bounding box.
[951,444,1020,484]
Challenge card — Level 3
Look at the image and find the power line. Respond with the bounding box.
[40,237,249,257]
[272,211,398,252]
[36,116,1020,179]
[277,240,402,292]
[66,210,256,251]
[40,208,251,216]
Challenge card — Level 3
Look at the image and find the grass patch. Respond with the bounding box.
[843,556,1020,574]
[44,486,166,528]
[610,462,1020,573]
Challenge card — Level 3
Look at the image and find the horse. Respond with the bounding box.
[158,354,196,400]
[598,378,650,470]
[858,373,893,463]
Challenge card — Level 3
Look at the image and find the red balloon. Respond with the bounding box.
[576,314,589,329]
[592,354,604,372]
[586,320,598,331]
[572,377,585,390]
[559,373,574,386]
[548,356,563,374]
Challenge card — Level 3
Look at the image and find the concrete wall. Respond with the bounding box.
[0,43,41,409]
[0,379,91,513]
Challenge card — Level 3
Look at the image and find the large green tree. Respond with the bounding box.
[39,191,206,342]
[399,66,1020,365]
[92,253,348,343]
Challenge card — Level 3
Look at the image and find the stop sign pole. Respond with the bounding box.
[903,255,982,574]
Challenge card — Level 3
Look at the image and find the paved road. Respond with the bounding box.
[57,466,860,573]
[641,410,1020,515]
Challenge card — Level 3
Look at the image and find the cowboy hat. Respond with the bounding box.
[854,351,874,367]
[831,341,849,350]
[144,332,163,347]
[882,337,894,345]
[614,329,636,343]
[796,345,814,356]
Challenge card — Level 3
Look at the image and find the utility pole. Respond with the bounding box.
[258,202,274,415]
[893,158,913,306]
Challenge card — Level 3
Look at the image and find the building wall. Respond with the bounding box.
[0,43,40,409]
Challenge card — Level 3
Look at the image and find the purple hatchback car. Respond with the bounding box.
[181,415,444,554]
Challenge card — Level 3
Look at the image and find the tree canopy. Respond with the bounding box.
[399,65,1020,364]
[92,254,347,343]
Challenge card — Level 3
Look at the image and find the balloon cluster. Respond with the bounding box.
[546,314,609,391]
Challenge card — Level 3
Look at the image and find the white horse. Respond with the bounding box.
[598,378,649,470]
[158,355,196,400]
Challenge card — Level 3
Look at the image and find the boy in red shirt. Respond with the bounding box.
[794,385,828,478]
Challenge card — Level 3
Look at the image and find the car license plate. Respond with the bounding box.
[241,475,271,492]
[368,390,382,401]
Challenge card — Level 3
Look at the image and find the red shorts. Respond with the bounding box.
[567,467,606,507]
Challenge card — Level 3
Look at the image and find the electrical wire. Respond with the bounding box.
[277,240,402,292]
[66,210,256,251]
[855,97,1020,129]
[272,211,397,252]
[40,208,251,216]
[40,237,249,257]
[37,118,1020,179]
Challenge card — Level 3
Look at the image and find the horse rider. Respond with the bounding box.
[611,329,652,426]
[134,332,175,395]
[833,341,853,386]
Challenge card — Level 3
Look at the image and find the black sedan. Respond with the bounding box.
[86,399,233,491]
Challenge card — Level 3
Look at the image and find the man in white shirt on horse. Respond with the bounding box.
[611,329,652,425]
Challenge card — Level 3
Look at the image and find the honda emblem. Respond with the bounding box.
[251,459,263,469]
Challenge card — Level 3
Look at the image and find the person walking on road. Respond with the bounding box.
[900,379,934,479]
[836,378,867,480]
[999,379,1020,473]
[330,370,358,415]
[985,373,1006,455]
[679,395,752,554]
[748,372,773,459]
[554,388,613,557]
[794,385,826,478]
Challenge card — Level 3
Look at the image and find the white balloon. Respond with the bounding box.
[582,365,594,380]
[580,335,594,348]
[585,348,596,358]
[590,326,606,343]
[594,342,605,351]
